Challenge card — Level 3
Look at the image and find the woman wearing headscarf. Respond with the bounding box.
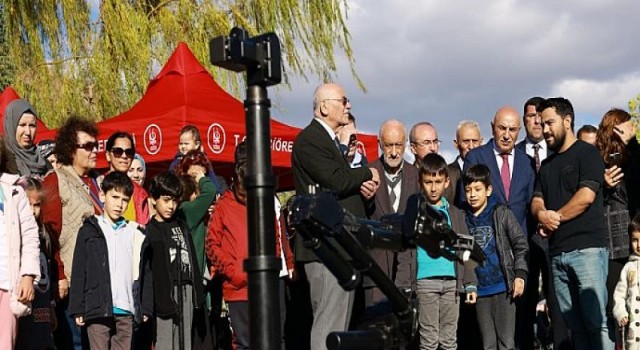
[128,153,147,186]
[3,99,51,177]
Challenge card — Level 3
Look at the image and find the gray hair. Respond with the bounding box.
[455,120,481,139]
[378,119,407,141]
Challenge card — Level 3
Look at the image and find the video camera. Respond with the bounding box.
[288,188,485,274]
[210,27,281,86]
[286,187,485,349]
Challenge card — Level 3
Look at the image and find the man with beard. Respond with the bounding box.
[532,97,611,350]
[366,119,419,308]
[462,106,536,234]
[443,120,482,207]
[516,97,570,350]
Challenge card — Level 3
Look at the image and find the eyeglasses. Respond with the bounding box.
[413,139,442,148]
[322,97,350,106]
[110,147,135,158]
[76,141,98,152]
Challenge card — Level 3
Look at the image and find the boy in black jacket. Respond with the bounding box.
[145,172,205,350]
[69,172,152,349]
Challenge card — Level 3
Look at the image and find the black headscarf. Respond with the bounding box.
[3,99,51,177]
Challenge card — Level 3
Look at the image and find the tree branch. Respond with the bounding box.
[17,55,92,80]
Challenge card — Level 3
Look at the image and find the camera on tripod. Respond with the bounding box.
[285,188,485,349]
[210,27,281,86]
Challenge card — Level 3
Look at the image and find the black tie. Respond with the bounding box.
[388,174,401,212]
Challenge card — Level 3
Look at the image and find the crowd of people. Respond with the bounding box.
[291,84,640,350]
[0,82,638,350]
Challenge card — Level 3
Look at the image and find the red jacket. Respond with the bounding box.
[206,190,293,301]
[131,182,150,225]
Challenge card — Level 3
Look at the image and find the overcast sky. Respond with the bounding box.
[269,0,640,162]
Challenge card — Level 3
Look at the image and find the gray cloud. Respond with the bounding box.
[271,0,640,162]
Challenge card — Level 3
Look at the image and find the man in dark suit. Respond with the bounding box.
[516,97,569,350]
[366,119,419,307]
[292,83,380,350]
[516,97,549,172]
[443,120,482,207]
[462,106,535,350]
[462,106,536,233]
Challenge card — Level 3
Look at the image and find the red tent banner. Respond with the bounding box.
[0,86,51,140]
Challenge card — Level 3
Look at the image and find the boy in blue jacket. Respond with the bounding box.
[462,164,529,350]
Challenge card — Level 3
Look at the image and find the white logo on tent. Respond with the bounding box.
[207,123,226,154]
[144,124,163,155]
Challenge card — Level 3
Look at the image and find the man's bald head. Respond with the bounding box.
[313,83,351,132]
[491,106,521,154]
[410,122,440,161]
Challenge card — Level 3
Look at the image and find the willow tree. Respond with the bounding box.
[0,1,14,89]
[3,0,361,126]
[630,95,640,117]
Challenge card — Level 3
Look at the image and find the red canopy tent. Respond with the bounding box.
[71,42,379,188]
[0,86,52,139]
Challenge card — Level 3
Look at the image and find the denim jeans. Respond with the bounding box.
[551,247,613,350]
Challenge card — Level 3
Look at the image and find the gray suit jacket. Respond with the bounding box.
[444,156,462,207]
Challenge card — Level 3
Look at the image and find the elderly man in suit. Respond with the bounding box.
[462,106,535,234]
[292,83,380,350]
[365,119,419,307]
[462,106,535,349]
[443,120,482,207]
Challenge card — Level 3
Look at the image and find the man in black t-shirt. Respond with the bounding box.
[531,98,612,350]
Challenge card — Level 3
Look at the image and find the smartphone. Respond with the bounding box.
[349,133,357,146]
[609,152,621,166]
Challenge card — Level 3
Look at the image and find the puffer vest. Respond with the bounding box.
[57,165,96,283]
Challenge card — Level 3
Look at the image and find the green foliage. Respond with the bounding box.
[0,0,15,89]
[4,0,360,127]
[629,94,640,118]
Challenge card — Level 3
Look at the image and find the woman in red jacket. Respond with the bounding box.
[206,141,293,350]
